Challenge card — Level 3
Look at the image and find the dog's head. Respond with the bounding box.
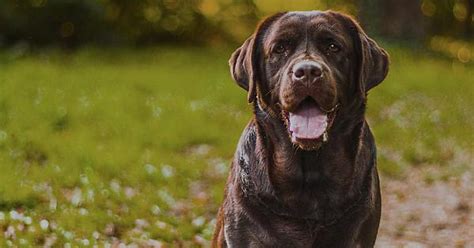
[230,11,389,150]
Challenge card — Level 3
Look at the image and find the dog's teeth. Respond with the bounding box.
[291,134,297,143]
[323,132,328,142]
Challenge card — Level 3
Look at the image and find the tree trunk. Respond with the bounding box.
[464,0,473,39]
[357,0,425,41]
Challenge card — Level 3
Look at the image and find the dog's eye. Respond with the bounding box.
[274,44,287,54]
[328,43,340,53]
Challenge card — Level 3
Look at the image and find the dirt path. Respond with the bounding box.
[376,168,473,247]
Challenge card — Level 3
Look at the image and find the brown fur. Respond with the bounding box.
[213,10,389,247]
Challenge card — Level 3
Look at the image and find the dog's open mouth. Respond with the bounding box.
[283,98,338,150]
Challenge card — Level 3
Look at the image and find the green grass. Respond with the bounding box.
[0,45,472,246]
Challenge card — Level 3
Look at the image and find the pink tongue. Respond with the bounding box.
[289,102,328,140]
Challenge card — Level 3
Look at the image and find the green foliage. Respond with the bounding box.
[0,0,471,47]
[0,46,472,246]
[0,0,257,47]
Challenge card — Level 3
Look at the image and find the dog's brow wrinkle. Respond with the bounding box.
[315,25,340,35]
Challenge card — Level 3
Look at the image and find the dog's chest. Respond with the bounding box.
[225,211,362,248]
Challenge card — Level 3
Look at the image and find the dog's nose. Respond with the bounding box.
[292,61,322,82]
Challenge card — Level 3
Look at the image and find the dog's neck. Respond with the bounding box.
[241,98,372,218]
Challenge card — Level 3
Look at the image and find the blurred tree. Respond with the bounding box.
[462,0,472,39]
[358,0,425,41]
[0,0,471,48]
[0,0,114,48]
[422,0,473,40]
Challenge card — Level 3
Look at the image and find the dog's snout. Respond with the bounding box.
[292,61,322,83]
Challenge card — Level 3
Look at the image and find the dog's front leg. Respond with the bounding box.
[223,210,267,248]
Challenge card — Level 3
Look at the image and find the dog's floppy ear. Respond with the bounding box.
[331,12,389,95]
[229,13,285,103]
[229,36,257,103]
[357,29,389,92]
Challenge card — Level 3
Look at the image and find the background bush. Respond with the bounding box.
[0,0,472,48]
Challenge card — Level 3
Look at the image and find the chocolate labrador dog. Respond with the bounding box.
[213,10,389,247]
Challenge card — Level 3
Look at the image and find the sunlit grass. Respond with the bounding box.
[0,45,472,246]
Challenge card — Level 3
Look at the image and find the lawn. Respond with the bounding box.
[0,45,472,246]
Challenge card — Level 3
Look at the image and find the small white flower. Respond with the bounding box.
[212,159,228,175]
[87,189,95,202]
[146,240,163,247]
[144,164,157,174]
[161,164,174,178]
[135,219,150,229]
[151,205,161,215]
[152,105,162,117]
[4,225,15,239]
[192,216,206,227]
[63,231,74,240]
[71,188,82,206]
[9,210,22,220]
[110,180,121,193]
[50,221,58,230]
[124,187,136,199]
[92,231,100,240]
[158,190,175,206]
[155,221,167,229]
[140,232,150,240]
[0,211,5,221]
[49,198,57,211]
[64,243,71,248]
[81,239,90,246]
[23,216,32,225]
[194,235,206,245]
[44,234,58,247]
[80,174,89,185]
[16,223,25,231]
[39,219,49,230]
[79,208,89,216]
